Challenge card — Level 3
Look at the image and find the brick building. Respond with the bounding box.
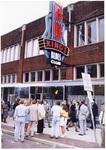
[1,1,104,113]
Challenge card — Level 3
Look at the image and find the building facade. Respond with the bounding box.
[1,1,104,113]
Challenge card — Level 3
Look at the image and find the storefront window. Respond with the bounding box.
[87,65,97,78]
[37,71,42,81]
[61,68,66,80]
[67,86,85,95]
[15,87,29,99]
[31,72,36,81]
[77,23,85,46]
[100,64,104,77]
[94,85,104,95]
[100,18,104,41]
[9,88,14,94]
[88,20,96,44]
[45,70,50,81]
[43,86,63,100]
[52,69,59,80]
[76,66,84,79]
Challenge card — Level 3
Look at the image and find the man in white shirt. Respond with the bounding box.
[14,100,27,142]
[99,103,105,148]
[79,100,89,135]
[50,101,62,139]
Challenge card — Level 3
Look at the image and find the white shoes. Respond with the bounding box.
[60,133,66,138]
[61,135,65,137]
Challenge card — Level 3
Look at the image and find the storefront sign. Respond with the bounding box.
[82,73,93,91]
[38,1,70,66]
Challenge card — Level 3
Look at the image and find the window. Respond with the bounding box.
[44,70,50,81]
[14,45,19,60]
[12,74,15,83]
[100,64,104,77]
[25,40,32,58]
[4,75,7,83]
[94,85,104,95]
[37,71,42,81]
[31,72,36,82]
[6,47,10,62]
[33,39,39,56]
[16,74,18,83]
[8,75,11,83]
[2,49,6,63]
[25,73,29,82]
[77,23,85,46]
[15,87,29,98]
[61,68,66,80]
[1,44,20,63]
[76,66,84,79]
[67,86,85,95]
[1,76,3,83]
[64,30,67,46]
[88,20,96,44]
[74,17,104,48]
[100,18,104,41]
[10,46,14,61]
[0,50,3,63]
[52,69,59,80]
[87,65,97,77]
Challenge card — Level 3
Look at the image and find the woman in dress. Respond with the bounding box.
[60,104,68,137]
[66,100,79,132]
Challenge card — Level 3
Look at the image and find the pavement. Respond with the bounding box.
[1,116,102,148]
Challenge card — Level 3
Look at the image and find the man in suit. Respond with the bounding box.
[99,103,105,148]
[26,100,38,137]
[90,99,98,129]
[79,100,89,136]
[14,100,27,142]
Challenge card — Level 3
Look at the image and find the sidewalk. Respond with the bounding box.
[1,116,101,148]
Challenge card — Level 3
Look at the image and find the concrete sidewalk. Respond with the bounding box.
[1,116,101,148]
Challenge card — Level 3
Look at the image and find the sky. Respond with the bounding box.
[0,0,79,36]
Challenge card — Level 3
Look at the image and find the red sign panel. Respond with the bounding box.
[54,22,62,39]
[54,3,63,21]
[52,2,63,40]
[45,39,69,56]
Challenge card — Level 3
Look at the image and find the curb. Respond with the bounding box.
[2,129,77,148]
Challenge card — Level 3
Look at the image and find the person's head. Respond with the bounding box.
[101,103,105,112]
[62,104,68,112]
[43,101,47,105]
[72,100,76,105]
[56,101,60,106]
[37,100,42,105]
[32,100,36,104]
[20,99,24,104]
[23,100,28,106]
[81,100,85,105]
[63,100,67,104]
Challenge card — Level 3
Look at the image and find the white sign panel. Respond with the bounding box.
[82,73,93,91]
[87,91,93,103]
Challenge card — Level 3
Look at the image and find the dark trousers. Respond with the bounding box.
[37,119,44,133]
[91,116,96,128]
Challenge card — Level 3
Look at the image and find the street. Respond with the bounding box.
[2,132,55,149]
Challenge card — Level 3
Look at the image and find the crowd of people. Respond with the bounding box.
[1,98,105,148]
